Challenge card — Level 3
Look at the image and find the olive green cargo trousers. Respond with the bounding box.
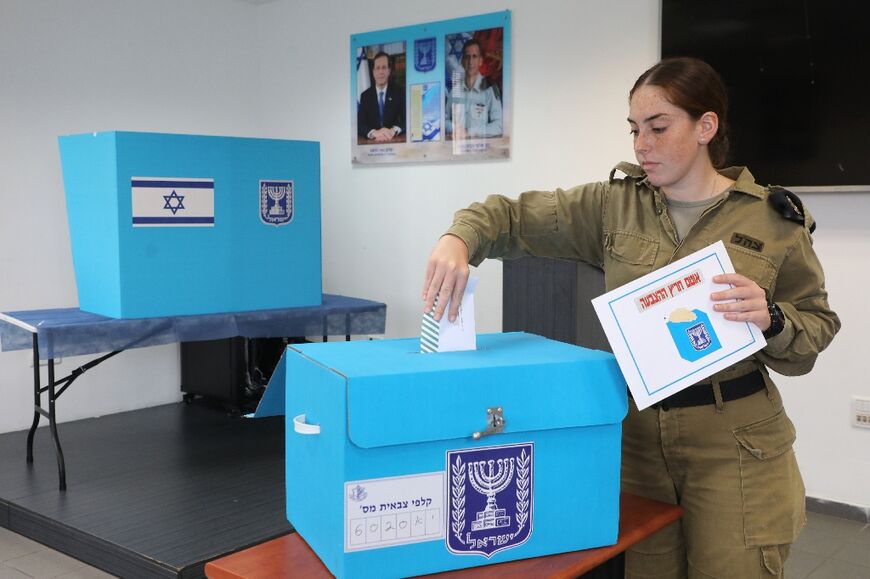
[622,379,805,578]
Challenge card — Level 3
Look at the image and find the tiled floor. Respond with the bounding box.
[0,528,114,579]
[788,511,870,579]
[0,510,868,578]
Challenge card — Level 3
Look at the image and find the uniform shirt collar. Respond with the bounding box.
[612,162,765,199]
[719,166,765,199]
[464,74,484,92]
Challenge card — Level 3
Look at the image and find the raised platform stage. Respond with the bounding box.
[0,402,290,578]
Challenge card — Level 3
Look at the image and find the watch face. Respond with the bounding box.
[765,302,785,338]
[773,304,784,322]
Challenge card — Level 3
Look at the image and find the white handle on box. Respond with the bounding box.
[293,414,321,435]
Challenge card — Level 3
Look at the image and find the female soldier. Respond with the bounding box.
[421,57,840,578]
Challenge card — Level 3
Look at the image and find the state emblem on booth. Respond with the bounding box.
[259,180,294,226]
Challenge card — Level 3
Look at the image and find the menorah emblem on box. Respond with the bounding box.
[447,442,533,558]
[469,457,514,530]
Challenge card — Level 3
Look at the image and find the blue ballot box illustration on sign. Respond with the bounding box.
[270,332,627,579]
[667,308,722,362]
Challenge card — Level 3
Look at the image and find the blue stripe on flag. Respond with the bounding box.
[132,217,215,224]
[131,180,214,189]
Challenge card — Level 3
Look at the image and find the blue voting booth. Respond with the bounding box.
[58,131,321,318]
[258,332,627,579]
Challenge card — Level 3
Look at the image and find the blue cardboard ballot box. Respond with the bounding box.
[277,332,627,579]
[58,131,321,318]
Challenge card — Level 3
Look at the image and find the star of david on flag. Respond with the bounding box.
[162,190,185,214]
[131,177,214,227]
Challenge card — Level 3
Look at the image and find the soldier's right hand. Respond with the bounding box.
[422,234,470,322]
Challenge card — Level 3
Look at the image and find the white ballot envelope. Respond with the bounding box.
[420,277,478,353]
[591,241,766,410]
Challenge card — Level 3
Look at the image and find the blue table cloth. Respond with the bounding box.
[0,294,387,360]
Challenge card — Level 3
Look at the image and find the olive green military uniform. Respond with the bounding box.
[445,163,840,578]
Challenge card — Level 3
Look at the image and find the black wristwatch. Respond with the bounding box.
[763,301,785,339]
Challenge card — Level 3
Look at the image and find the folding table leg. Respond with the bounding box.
[47,359,67,491]
[26,334,41,463]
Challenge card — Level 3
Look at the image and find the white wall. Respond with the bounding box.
[2,0,867,509]
[0,0,263,431]
[776,193,870,509]
[253,0,657,338]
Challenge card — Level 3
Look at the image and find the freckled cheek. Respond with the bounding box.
[658,137,692,164]
[678,142,698,164]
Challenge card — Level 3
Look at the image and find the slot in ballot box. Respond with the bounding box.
[278,332,627,579]
[58,131,321,318]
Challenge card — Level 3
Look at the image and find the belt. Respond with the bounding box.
[653,370,765,410]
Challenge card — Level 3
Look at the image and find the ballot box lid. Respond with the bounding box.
[289,332,627,449]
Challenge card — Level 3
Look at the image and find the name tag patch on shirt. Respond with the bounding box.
[731,232,764,252]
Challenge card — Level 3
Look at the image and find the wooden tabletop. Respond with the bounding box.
[205,492,682,579]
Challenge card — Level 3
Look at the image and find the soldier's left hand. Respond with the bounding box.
[710,273,771,332]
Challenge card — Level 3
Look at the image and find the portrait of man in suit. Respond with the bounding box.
[357,51,406,143]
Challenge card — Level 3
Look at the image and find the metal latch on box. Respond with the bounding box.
[472,407,505,440]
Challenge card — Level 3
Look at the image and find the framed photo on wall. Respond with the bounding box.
[351,11,511,164]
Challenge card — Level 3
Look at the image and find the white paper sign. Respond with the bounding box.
[345,472,445,552]
[591,241,766,410]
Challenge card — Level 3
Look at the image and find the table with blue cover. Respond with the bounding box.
[0,294,387,491]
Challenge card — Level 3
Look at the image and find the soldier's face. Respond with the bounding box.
[372,55,390,88]
[462,44,482,78]
[628,85,708,189]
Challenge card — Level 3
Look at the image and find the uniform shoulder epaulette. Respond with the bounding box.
[609,162,644,183]
[768,186,816,234]
[484,77,502,101]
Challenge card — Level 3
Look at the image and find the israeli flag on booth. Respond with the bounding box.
[131,177,214,227]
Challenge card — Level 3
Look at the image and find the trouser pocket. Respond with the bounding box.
[733,408,806,547]
[761,544,790,576]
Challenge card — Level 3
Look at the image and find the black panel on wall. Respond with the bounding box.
[662,0,870,187]
[502,256,610,352]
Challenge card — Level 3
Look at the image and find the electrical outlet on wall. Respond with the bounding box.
[854,396,870,429]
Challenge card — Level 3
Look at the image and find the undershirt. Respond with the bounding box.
[665,191,726,242]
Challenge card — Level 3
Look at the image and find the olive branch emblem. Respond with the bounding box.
[451,456,467,543]
[515,449,530,532]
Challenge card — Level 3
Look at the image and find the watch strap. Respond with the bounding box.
[763,301,785,339]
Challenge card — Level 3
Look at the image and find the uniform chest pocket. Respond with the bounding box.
[606,230,658,266]
[726,244,777,292]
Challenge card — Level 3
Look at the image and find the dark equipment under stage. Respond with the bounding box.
[0,401,289,579]
[0,294,386,491]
